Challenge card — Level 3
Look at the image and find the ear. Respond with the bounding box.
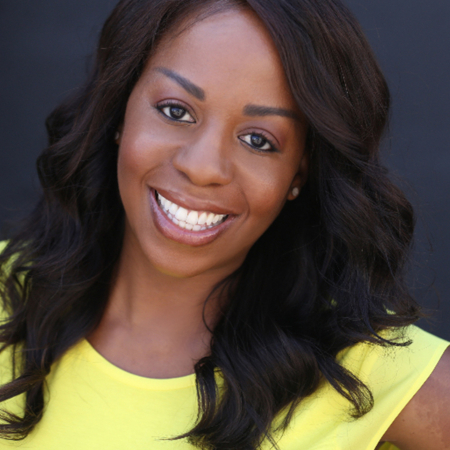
[287,151,309,201]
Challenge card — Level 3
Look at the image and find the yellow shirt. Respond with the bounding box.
[0,325,447,449]
[0,244,448,449]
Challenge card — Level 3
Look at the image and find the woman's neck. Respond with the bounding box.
[88,232,235,378]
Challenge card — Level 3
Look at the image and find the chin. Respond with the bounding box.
[152,261,208,279]
[143,242,246,281]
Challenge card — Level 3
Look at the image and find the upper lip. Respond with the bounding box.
[152,187,238,216]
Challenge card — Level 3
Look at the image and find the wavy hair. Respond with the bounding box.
[0,0,422,448]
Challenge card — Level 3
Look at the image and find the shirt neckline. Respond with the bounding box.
[76,338,198,390]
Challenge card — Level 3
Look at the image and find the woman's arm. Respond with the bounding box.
[382,346,450,449]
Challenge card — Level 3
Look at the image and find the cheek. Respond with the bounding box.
[116,137,164,229]
[117,138,149,202]
[117,125,173,192]
[117,92,173,188]
[238,159,295,224]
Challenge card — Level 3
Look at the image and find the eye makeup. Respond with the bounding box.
[155,100,196,123]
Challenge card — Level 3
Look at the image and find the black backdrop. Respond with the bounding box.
[1,1,449,340]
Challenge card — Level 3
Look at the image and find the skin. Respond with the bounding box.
[379,346,450,449]
[88,7,450,450]
[89,9,308,380]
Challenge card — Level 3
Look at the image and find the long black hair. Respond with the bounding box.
[0,0,422,448]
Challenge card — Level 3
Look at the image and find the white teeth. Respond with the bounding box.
[206,213,215,226]
[175,207,188,222]
[169,203,178,215]
[186,211,198,225]
[156,191,228,232]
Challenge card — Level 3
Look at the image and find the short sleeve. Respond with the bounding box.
[335,325,449,449]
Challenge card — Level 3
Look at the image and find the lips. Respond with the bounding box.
[149,188,236,246]
[156,191,228,231]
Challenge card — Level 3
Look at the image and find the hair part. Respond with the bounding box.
[0,0,422,448]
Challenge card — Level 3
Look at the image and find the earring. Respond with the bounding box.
[114,131,120,141]
[292,187,300,198]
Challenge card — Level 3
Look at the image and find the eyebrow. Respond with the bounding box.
[155,67,205,101]
[243,104,301,121]
[154,67,300,121]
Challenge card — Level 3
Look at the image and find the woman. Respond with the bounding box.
[0,0,449,449]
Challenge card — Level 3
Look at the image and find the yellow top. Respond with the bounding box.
[0,244,448,449]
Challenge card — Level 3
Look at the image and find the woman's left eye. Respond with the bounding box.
[157,103,195,123]
[239,133,277,153]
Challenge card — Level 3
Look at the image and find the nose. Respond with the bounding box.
[172,124,233,187]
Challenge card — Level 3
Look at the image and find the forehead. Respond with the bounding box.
[140,8,297,110]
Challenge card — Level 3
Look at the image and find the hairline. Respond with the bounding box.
[145,0,250,65]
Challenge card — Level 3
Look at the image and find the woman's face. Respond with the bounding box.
[117,8,308,278]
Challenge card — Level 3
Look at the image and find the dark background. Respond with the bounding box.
[1,1,449,340]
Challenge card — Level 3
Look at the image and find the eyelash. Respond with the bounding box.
[156,100,195,123]
[155,101,279,153]
[239,131,279,153]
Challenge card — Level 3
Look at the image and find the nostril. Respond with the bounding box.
[172,152,232,187]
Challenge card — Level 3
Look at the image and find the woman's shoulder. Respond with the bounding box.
[0,239,26,417]
[0,239,10,310]
[382,345,450,449]
[0,239,12,321]
[339,325,449,375]
[336,325,450,449]
[338,325,449,407]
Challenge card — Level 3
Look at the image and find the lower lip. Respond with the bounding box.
[149,188,236,247]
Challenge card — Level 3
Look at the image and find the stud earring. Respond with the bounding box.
[292,187,300,198]
[114,131,120,141]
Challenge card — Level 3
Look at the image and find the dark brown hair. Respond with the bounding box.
[0,0,422,448]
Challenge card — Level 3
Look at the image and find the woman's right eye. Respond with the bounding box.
[157,103,195,123]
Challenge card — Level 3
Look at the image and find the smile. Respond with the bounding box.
[155,191,229,232]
